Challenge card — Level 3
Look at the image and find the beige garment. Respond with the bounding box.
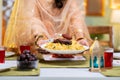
[4,0,91,48]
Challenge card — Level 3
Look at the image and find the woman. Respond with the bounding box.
[4,0,91,52]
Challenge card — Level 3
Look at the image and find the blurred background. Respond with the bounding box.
[1,0,120,51]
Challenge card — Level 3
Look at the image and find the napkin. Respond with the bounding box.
[0,61,16,70]
[113,60,120,66]
[113,53,120,59]
[0,61,16,73]
[5,51,15,57]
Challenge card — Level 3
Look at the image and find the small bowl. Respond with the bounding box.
[17,60,38,70]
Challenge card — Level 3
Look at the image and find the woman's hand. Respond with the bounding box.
[37,40,48,46]
[77,38,89,46]
[34,35,48,46]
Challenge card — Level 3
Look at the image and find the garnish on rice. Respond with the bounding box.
[45,39,85,50]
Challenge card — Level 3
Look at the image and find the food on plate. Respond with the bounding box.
[45,39,85,50]
[62,34,72,40]
[17,50,38,70]
[53,38,72,45]
[40,34,87,58]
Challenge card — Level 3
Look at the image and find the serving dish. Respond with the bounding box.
[40,44,89,54]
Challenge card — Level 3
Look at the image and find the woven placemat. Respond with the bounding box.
[5,53,90,68]
[101,67,120,77]
[39,59,89,68]
[0,67,40,76]
[5,56,17,60]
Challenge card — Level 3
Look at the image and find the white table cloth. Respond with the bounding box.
[0,53,120,80]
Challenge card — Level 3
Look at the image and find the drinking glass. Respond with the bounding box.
[20,45,30,53]
[0,47,5,63]
[104,48,113,68]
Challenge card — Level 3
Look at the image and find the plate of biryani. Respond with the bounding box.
[40,38,89,54]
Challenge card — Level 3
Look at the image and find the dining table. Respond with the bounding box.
[0,52,120,80]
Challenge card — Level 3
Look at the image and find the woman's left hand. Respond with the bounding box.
[77,38,89,46]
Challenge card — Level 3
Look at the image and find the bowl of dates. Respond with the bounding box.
[17,50,38,70]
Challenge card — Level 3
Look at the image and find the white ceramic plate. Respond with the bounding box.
[40,44,89,54]
[5,51,15,57]
[42,54,86,61]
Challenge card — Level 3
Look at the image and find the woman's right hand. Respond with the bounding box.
[34,35,47,46]
[36,40,48,46]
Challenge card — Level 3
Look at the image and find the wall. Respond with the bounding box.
[0,0,119,50]
[113,24,120,51]
[85,0,111,26]
[0,0,2,45]
[85,0,111,42]
[85,0,120,50]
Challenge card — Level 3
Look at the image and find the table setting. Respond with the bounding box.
[35,34,90,68]
[0,34,120,79]
[0,34,90,76]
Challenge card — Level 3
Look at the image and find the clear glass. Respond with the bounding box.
[17,60,38,70]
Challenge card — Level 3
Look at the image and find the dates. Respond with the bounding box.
[62,34,72,40]
[17,50,37,61]
[53,38,72,45]
[17,50,38,69]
